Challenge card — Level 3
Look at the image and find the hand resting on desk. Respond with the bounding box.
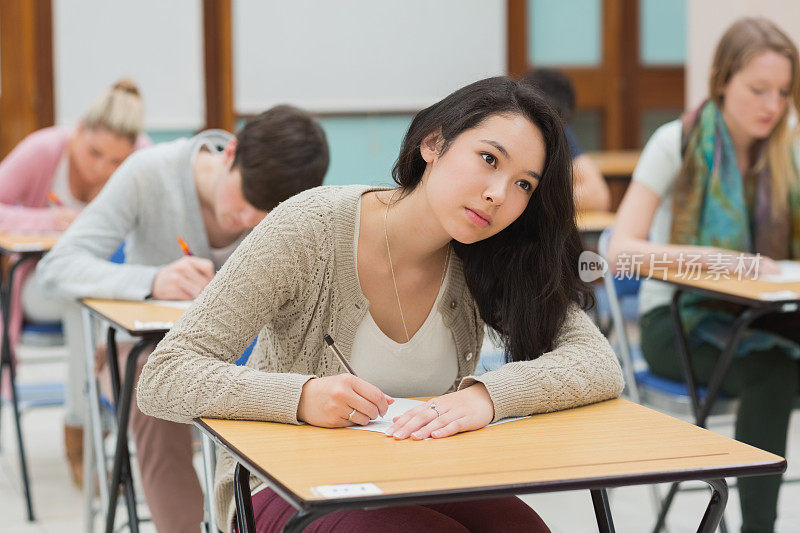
[386,383,494,441]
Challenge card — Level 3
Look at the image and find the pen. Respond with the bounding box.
[323,333,357,376]
[47,191,63,207]
[325,333,391,421]
[177,236,194,256]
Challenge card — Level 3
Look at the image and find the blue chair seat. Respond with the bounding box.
[635,370,731,401]
[20,321,64,347]
[15,381,65,410]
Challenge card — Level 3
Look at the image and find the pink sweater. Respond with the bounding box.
[0,126,151,348]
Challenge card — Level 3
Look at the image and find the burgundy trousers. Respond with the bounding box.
[235,487,550,533]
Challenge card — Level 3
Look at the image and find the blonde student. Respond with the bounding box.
[609,18,800,533]
[0,78,149,485]
[138,76,624,533]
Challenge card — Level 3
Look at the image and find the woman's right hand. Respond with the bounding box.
[54,207,80,230]
[297,374,393,427]
[704,248,781,276]
[151,256,215,299]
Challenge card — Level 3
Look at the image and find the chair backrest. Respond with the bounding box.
[597,229,736,417]
[598,228,642,403]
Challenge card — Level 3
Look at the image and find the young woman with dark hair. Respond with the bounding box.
[138,76,624,533]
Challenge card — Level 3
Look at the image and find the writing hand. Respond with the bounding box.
[151,256,215,300]
[54,207,80,230]
[297,374,393,428]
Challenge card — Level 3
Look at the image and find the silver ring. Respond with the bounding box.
[347,409,357,421]
[429,402,440,417]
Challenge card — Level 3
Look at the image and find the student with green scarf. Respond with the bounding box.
[609,18,800,533]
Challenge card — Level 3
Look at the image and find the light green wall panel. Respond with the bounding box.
[318,115,414,187]
[529,0,602,66]
[640,0,686,65]
[148,117,415,189]
[146,129,195,144]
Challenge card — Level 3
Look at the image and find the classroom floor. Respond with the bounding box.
[2,343,800,533]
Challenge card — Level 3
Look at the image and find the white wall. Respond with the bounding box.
[687,0,800,110]
[53,0,204,130]
[233,0,507,114]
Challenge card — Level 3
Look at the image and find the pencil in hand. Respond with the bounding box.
[47,191,63,207]
[177,236,194,256]
[323,334,357,375]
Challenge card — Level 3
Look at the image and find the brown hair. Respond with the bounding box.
[233,105,329,211]
[705,18,800,203]
[82,78,144,144]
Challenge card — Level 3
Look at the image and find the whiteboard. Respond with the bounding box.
[53,0,204,130]
[233,0,507,114]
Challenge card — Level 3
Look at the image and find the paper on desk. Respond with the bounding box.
[146,299,194,310]
[133,320,174,330]
[11,243,46,252]
[761,261,800,283]
[759,290,800,301]
[346,397,528,435]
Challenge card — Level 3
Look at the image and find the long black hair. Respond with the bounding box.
[392,76,593,362]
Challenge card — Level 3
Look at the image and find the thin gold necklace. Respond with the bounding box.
[384,189,450,343]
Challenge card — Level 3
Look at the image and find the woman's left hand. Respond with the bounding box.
[385,383,494,440]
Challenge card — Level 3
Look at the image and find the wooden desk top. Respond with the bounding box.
[0,232,60,254]
[642,267,800,306]
[198,399,784,508]
[586,150,640,177]
[577,210,615,233]
[81,298,187,336]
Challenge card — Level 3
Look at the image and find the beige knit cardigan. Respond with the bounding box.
[137,184,625,532]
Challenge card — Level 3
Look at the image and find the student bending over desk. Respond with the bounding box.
[609,18,800,533]
[37,106,329,533]
[138,76,625,533]
[0,78,150,486]
[520,68,611,212]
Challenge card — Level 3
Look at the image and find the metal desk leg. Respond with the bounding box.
[201,432,220,533]
[283,509,331,533]
[82,391,97,533]
[104,337,153,533]
[590,489,616,533]
[651,482,680,533]
[0,255,38,521]
[697,479,728,533]
[82,308,107,533]
[695,305,774,427]
[234,463,255,533]
[656,292,773,533]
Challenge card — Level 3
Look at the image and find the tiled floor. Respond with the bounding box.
[2,344,800,532]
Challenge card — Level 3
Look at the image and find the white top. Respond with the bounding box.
[50,151,86,209]
[209,234,245,271]
[349,199,459,398]
[634,117,800,315]
[632,119,682,315]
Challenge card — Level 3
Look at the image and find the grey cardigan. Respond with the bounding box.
[136,184,625,532]
[37,130,234,300]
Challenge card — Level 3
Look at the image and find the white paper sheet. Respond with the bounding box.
[146,299,194,310]
[761,261,800,283]
[133,320,174,331]
[346,397,528,436]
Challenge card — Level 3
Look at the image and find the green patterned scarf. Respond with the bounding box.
[668,100,800,358]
